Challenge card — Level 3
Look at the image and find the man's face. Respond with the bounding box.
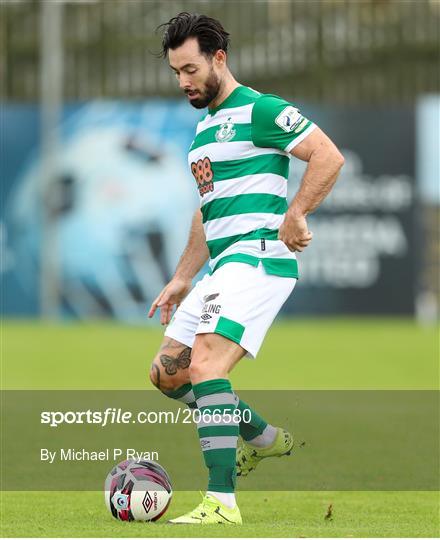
[169,37,222,109]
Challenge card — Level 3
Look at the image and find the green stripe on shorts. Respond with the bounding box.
[215,316,245,345]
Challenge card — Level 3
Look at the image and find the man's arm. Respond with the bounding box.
[174,209,209,280]
[148,209,209,324]
[278,127,344,252]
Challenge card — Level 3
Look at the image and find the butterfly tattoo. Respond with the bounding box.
[160,347,191,375]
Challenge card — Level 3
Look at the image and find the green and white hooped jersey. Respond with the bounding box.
[188,85,316,278]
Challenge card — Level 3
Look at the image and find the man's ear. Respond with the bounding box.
[214,49,226,66]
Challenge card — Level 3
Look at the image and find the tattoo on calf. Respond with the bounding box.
[160,347,191,376]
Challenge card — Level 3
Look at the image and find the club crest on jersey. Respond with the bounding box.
[215,117,236,143]
[191,156,214,197]
[275,106,303,133]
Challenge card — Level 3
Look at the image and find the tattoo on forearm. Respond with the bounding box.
[160,347,191,375]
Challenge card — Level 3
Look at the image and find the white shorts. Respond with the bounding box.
[165,262,296,358]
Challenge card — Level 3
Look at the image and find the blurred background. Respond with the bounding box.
[1,0,439,324]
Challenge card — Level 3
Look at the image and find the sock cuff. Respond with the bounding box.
[165,383,193,400]
[193,378,232,400]
[241,418,267,440]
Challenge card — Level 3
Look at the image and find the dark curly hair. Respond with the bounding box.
[158,12,230,58]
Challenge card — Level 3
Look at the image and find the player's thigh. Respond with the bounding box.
[195,262,296,359]
[190,332,247,383]
[149,337,191,393]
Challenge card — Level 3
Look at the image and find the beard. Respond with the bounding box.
[186,68,221,109]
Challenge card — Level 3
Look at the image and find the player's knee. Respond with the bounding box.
[149,360,189,395]
[149,361,173,393]
[189,340,215,382]
[188,360,208,382]
[149,362,161,389]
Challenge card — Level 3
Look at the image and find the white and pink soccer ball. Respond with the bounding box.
[105,460,172,522]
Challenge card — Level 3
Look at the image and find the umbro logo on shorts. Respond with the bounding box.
[201,313,212,321]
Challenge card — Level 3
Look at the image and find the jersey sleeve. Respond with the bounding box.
[251,95,316,152]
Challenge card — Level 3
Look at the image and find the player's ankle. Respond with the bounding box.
[207,491,237,509]
[246,424,277,448]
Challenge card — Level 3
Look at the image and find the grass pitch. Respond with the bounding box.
[1,490,438,538]
[1,319,439,537]
[3,318,437,390]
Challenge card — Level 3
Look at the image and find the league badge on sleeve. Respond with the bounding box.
[275,106,304,133]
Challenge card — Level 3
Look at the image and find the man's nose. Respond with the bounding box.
[179,75,190,90]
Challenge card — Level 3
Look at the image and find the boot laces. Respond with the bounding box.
[190,492,218,518]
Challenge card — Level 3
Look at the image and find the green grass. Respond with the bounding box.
[2,319,438,390]
[1,319,439,537]
[1,491,439,538]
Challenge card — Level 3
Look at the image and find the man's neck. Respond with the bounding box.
[208,75,240,110]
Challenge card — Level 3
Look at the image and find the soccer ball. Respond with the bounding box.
[104,460,172,521]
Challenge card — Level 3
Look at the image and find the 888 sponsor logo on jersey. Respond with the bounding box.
[191,157,214,197]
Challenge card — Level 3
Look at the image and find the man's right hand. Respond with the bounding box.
[278,211,313,252]
[148,277,192,325]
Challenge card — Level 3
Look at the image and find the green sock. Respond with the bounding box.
[193,378,239,493]
[165,383,197,409]
[236,398,268,441]
[166,384,268,439]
